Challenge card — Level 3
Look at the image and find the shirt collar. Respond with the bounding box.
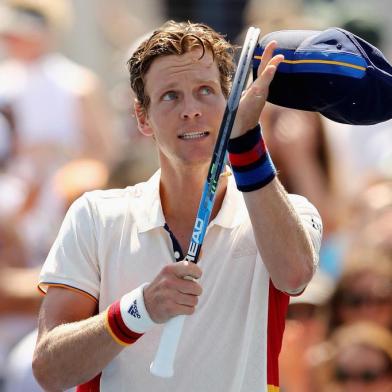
[136,169,166,233]
[209,172,247,229]
[136,169,246,233]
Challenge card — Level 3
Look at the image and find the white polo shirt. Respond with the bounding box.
[39,170,322,392]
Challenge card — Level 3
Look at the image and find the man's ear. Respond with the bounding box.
[134,99,154,137]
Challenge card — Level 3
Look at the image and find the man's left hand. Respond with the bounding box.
[231,41,284,138]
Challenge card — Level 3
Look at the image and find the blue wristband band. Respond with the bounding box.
[228,124,276,192]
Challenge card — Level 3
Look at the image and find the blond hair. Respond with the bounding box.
[127,20,236,110]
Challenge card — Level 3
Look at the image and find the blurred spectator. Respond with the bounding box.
[0,0,116,173]
[326,248,392,334]
[281,210,392,390]
[323,15,392,199]
[245,0,326,37]
[312,322,392,392]
[0,0,118,264]
[324,118,392,200]
[0,1,120,386]
[279,271,335,392]
[260,105,345,240]
[347,179,392,256]
[1,158,110,392]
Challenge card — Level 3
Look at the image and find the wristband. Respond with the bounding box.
[105,283,157,346]
[228,124,276,192]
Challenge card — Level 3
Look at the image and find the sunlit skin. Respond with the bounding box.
[136,42,283,169]
[135,43,285,251]
[138,48,227,173]
[335,345,392,392]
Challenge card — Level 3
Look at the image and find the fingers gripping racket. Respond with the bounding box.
[150,26,261,378]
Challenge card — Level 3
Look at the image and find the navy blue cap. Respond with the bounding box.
[252,28,392,125]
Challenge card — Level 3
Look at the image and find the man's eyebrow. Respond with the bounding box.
[168,79,220,90]
[152,82,177,97]
[152,79,221,97]
[194,78,221,87]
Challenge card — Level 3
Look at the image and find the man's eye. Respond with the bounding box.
[162,91,177,101]
[200,86,213,95]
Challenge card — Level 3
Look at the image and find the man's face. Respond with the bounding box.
[137,48,227,168]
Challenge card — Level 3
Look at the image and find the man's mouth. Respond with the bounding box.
[178,131,209,140]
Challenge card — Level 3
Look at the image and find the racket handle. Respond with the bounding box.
[150,315,185,377]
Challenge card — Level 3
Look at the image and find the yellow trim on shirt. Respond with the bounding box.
[267,385,280,392]
[38,282,98,303]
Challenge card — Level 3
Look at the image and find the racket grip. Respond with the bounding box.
[150,315,185,378]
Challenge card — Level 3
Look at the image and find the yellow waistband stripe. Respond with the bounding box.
[267,385,280,392]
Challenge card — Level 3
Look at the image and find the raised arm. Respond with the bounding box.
[241,179,316,293]
[230,41,318,293]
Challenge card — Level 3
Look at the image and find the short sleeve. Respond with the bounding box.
[288,194,323,268]
[38,194,100,301]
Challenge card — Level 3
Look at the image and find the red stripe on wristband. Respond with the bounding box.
[106,300,143,346]
[229,138,267,166]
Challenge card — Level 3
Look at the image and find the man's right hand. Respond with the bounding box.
[143,261,203,323]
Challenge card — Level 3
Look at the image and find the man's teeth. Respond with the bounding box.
[179,131,209,140]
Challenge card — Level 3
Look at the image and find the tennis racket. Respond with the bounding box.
[150,26,261,378]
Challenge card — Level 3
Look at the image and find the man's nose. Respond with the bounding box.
[180,96,202,119]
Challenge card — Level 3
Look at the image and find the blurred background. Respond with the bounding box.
[0,0,391,391]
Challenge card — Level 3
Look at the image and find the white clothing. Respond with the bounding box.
[2,329,42,392]
[0,52,95,266]
[0,53,89,152]
[39,170,322,392]
[0,51,99,386]
[324,118,392,196]
[3,329,75,392]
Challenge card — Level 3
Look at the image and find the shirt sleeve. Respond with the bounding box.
[38,194,100,301]
[288,194,323,268]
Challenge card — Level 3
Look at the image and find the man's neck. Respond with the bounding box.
[159,161,228,251]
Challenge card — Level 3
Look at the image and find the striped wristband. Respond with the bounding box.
[228,124,276,192]
[105,283,157,346]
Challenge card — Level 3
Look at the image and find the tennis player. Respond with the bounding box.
[33,21,322,392]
